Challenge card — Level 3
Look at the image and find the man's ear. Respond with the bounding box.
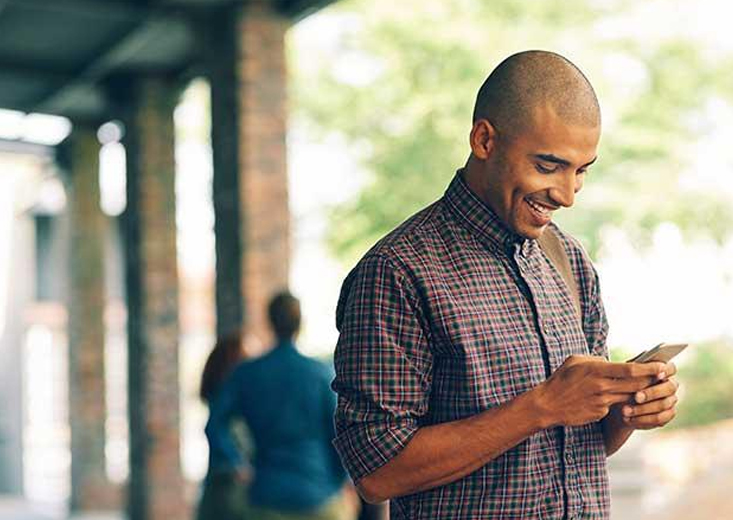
[469,119,498,160]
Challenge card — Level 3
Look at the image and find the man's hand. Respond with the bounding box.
[534,355,667,428]
[618,362,679,430]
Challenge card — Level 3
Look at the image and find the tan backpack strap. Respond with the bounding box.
[537,227,582,325]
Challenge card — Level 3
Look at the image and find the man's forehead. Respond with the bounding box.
[525,104,600,163]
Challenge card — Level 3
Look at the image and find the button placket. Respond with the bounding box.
[515,253,568,373]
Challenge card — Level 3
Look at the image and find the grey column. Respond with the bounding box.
[205,8,245,339]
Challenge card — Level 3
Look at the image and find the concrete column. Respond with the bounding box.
[0,191,33,496]
[207,8,244,339]
[122,77,186,520]
[66,125,119,511]
[207,0,291,346]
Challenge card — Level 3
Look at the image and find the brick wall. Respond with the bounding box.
[209,0,291,349]
[238,1,291,349]
[124,77,187,520]
[67,125,120,511]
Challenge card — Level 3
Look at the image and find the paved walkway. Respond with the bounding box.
[0,498,57,520]
[643,418,733,520]
[0,498,121,520]
[4,420,732,520]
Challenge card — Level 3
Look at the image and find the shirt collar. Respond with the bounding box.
[275,339,296,351]
[444,169,532,255]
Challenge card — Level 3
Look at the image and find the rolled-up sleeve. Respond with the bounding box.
[331,253,433,482]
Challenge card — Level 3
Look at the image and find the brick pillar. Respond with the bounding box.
[66,125,119,512]
[122,77,186,520]
[208,0,291,347]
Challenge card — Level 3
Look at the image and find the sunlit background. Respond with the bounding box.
[2,0,732,519]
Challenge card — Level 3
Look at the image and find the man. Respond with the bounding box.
[331,51,680,519]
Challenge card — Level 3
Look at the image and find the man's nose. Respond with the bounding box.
[549,173,578,208]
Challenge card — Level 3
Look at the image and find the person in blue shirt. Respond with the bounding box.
[206,291,357,520]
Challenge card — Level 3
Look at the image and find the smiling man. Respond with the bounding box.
[332,51,680,519]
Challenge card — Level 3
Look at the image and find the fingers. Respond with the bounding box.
[603,375,659,395]
[622,407,677,429]
[606,374,679,402]
[662,362,677,378]
[604,392,640,406]
[633,377,679,403]
[622,393,678,418]
[593,360,667,380]
[568,357,676,380]
[621,377,680,430]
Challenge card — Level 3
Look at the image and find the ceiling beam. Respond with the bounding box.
[27,18,148,117]
[10,0,149,22]
[0,0,335,118]
[34,14,193,118]
[0,57,77,82]
[0,0,11,18]
[277,0,338,21]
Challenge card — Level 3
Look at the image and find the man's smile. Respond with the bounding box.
[524,196,556,225]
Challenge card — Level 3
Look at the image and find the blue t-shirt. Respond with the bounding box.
[205,341,346,511]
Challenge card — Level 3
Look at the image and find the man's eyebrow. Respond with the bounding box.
[533,154,571,167]
[582,156,598,168]
[532,154,598,168]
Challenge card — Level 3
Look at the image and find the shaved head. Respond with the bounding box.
[472,50,600,138]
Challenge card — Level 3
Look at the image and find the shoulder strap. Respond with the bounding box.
[536,227,582,324]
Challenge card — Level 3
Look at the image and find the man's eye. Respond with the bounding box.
[535,163,558,174]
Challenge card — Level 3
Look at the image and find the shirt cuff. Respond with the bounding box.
[333,418,419,482]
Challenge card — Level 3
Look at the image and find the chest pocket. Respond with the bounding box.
[423,268,550,423]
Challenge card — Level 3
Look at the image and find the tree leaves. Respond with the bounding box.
[291,0,733,262]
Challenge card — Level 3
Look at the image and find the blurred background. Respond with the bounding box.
[0,0,732,519]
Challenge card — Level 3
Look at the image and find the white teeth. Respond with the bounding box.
[526,199,550,215]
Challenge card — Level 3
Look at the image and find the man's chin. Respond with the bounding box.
[516,223,548,240]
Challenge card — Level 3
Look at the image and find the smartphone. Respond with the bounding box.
[626,343,689,364]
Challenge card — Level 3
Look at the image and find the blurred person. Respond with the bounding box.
[206,291,357,520]
[197,331,252,520]
[332,50,681,519]
[356,499,387,520]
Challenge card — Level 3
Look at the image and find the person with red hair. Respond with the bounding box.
[197,330,251,520]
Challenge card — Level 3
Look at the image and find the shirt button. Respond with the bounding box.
[564,452,574,465]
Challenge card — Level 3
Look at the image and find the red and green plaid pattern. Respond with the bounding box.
[333,172,611,519]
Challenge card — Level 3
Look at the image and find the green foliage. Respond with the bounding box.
[291,0,733,262]
[670,340,733,429]
[609,346,635,364]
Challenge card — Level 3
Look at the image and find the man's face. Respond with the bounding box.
[480,104,600,239]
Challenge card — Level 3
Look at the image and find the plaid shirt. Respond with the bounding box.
[333,171,611,519]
